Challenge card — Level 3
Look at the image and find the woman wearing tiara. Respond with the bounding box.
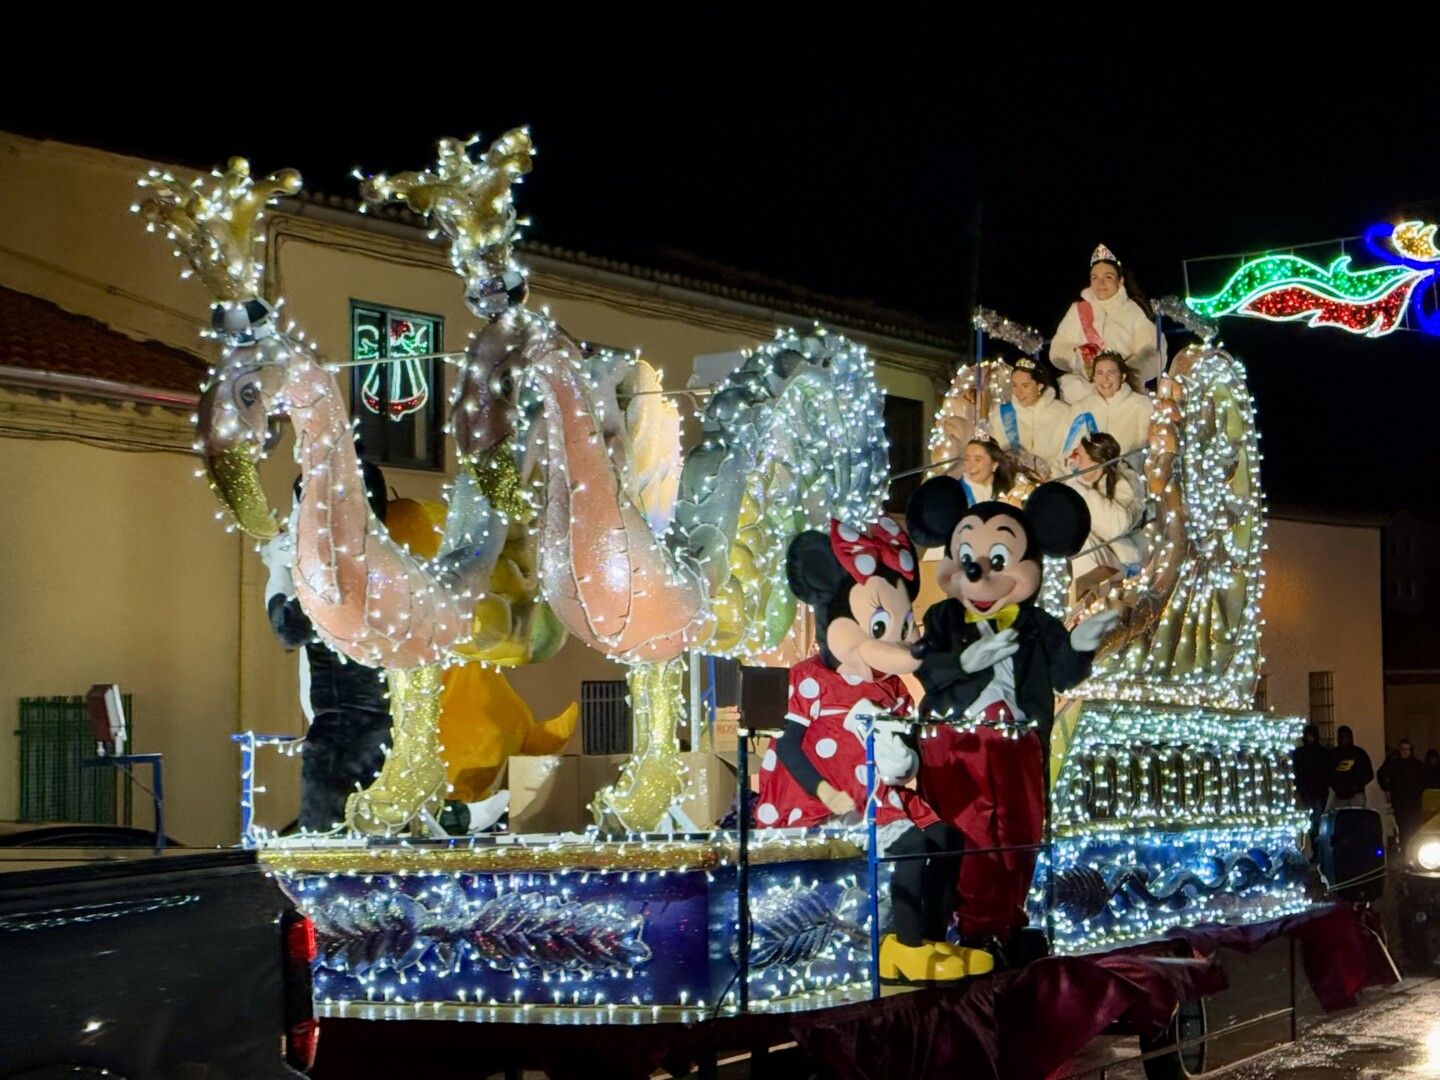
[1062,351,1153,457]
[988,359,1078,478]
[1051,244,1167,387]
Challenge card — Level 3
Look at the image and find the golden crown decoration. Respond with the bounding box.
[360,129,533,295]
[133,158,302,303]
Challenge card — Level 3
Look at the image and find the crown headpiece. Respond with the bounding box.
[1090,243,1121,268]
[361,129,533,302]
[1013,356,1039,372]
[134,158,301,304]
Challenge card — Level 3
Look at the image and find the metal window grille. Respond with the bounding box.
[16,695,133,824]
[1308,672,1335,746]
[580,680,631,755]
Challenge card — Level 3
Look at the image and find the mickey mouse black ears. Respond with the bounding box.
[905,477,968,550]
[1025,483,1090,557]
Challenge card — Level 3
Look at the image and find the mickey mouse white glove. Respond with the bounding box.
[1070,609,1121,653]
[960,627,1019,673]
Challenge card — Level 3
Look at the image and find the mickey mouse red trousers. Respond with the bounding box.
[919,717,1045,938]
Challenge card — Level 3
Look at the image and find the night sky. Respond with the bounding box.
[4,34,1438,520]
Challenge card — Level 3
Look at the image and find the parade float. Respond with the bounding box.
[135,132,1397,1075]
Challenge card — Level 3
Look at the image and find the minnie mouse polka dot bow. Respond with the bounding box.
[829,517,917,583]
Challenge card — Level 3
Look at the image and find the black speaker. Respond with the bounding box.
[1317,807,1386,901]
[738,665,791,734]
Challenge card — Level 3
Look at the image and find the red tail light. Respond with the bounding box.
[286,1017,320,1072]
[281,910,318,1072]
[285,913,317,965]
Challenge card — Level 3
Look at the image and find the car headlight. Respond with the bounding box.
[1415,839,1440,871]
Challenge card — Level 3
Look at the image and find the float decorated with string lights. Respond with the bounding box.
[138,126,1315,1029]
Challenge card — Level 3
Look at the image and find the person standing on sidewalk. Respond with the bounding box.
[1378,738,1429,848]
[1329,725,1374,809]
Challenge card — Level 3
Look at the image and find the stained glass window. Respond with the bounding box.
[350,303,444,470]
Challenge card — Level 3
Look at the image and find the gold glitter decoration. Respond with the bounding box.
[1393,220,1440,262]
[467,445,534,524]
[590,659,688,832]
[346,665,447,835]
[204,445,279,539]
[261,833,863,876]
[136,157,301,302]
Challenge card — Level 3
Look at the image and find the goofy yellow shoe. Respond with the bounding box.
[878,934,995,985]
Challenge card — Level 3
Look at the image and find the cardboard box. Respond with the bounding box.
[576,753,628,816]
[679,751,737,828]
[505,754,581,833]
[712,711,739,754]
[569,751,741,830]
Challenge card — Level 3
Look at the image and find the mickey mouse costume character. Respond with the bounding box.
[907,479,1120,956]
[756,516,989,983]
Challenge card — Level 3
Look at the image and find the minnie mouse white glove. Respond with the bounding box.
[872,721,920,786]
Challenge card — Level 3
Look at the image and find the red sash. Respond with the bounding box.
[1075,299,1107,377]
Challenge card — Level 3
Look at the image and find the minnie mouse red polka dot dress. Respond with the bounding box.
[754,656,941,830]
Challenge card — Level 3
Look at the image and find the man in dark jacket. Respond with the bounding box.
[1292,724,1330,851]
[1329,725,1374,809]
[1378,738,1430,848]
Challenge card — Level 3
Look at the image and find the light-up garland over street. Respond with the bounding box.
[1187,220,1440,338]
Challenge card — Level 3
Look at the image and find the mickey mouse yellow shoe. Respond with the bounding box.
[878,934,995,985]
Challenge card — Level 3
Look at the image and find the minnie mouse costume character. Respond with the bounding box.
[907,480,1120,952]
[756,516,990,983]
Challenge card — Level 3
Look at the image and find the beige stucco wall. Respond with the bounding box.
[0,421,245,843]
[1261,518,1385,764]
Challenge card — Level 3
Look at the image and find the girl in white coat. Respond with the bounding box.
[924,436,1021,568]
[988,360,1079,478]
[1063,352,1154,457]
[1064,433,1148,580]
[1051,244,1167,386]
[957,437,1014,506]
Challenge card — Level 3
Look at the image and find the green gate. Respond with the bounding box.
[16,696,133,824]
